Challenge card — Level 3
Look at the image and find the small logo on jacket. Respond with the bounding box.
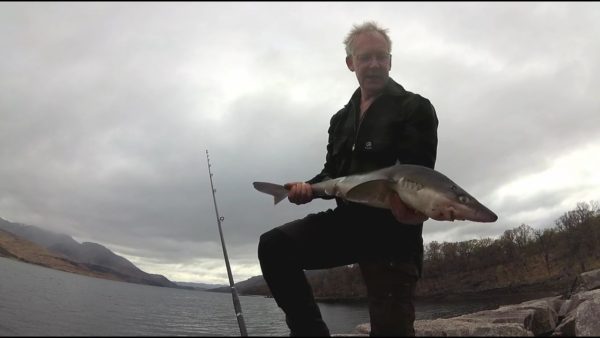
[364,141,373,150]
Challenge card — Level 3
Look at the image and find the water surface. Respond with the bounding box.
[0,257,544,336]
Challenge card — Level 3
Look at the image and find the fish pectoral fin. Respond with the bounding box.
[345,179,395,208]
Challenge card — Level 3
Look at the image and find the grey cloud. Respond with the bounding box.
[1,2,599,283]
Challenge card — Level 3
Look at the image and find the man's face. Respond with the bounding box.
[346,31,391,95]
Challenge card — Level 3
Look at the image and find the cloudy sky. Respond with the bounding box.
[1,2,599,284]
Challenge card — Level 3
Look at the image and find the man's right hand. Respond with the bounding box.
[284,182,313,205]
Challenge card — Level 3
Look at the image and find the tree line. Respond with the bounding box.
[422,201,600,277]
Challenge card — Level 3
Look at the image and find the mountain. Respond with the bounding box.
[207,270,325,296]
[208,275,270,295]
[175,281,227,290]
[0,217,177,288]
[0,228,124,282]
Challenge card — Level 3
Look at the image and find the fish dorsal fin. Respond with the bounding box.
[345,179,395,209]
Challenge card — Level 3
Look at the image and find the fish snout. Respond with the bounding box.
[469,200,498,222]
[458,198,498,222]
[431,204,498,223]
[476,209,498,222]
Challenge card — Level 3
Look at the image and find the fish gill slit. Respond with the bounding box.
[403,178,423,191]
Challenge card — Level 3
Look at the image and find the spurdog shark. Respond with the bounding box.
[253,163,498,223]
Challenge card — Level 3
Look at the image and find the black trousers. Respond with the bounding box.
[258,204,421,336]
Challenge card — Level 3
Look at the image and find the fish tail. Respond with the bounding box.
[252,182,289,205]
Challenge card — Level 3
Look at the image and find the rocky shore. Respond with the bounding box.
[350,268,600,336]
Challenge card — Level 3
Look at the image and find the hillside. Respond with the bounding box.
[176,281,227,290]
[0,217,177,288]
[0,228,124,282]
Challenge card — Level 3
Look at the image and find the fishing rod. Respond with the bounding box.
[205,150,248,337]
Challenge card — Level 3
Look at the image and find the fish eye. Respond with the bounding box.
[458,195,470,204]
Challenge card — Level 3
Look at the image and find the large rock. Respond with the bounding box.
[428,296,560,336]
[491,297,560,335]
[353,269,600,337]
[571,269,600,294]
[415,318,533,336]
[553,268,600,336]
[553,289,600,336]
[573,295,600,336]
[354,296,561,336]
[355,320,532,336]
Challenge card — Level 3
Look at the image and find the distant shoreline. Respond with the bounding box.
[312,279,568,305]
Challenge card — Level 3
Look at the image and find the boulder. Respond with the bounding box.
[354,296,561,336]
[573,296,600,336]
[418,296,561,336]
[352,269,600,337]
[415,318,533,336]
[553,289,600,336]
[487,297,561,336]
[558,299,574,320]
[355,319,533,336]
[570,268,600,295]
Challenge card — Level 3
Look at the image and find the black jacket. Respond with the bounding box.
[308,77,439,186]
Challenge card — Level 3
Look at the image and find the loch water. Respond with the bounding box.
[0,257,544,336]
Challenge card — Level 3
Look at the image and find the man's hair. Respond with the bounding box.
[343,21,392,57]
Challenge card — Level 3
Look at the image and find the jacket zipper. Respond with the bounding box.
[352,104,368,152]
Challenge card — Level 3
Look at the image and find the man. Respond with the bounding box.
[258,21,438,336]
